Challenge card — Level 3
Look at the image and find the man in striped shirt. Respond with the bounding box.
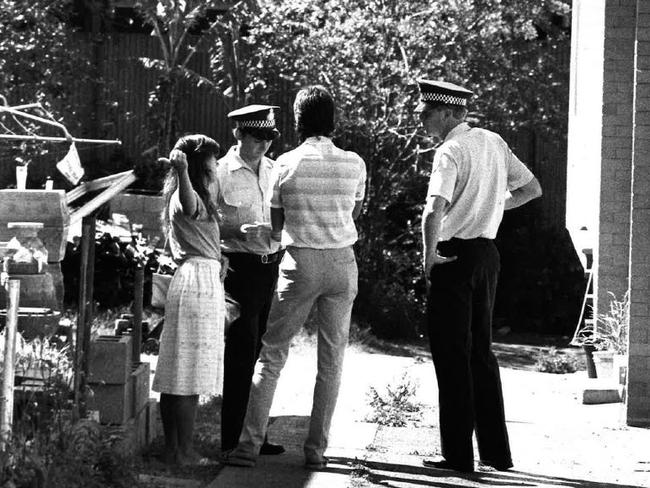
[225,85,366,470]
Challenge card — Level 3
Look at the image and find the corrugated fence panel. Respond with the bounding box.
[100,33,233,159]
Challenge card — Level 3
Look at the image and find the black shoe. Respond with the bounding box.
[478,459,513,471]
[422,457,474,473]
[259,442,285,455]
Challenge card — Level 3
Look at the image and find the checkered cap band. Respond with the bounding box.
[236,119,276,129]
[422,92,468,106]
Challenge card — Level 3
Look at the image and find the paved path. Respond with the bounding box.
[199,343,650,488]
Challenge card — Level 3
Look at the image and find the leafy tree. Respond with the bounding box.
[230,0,571,338]
[134,0,260,157]
[0,0,93,187]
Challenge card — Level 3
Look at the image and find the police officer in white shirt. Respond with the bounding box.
[215,105,285,456]
[418,80,542,473]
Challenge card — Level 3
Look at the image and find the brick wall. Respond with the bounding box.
[627,0,650,427]
[570,0,650,425]
[597,0,636,313]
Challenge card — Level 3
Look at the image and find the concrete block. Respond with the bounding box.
[135,401,148,451]
[101,402,159,454]
[132,397,162,451]
[88,377,134,425]
[580,379,623,404]
[88,335,132,384]
[0,273,60,310]
[131,362,151,416]
[104,417,138,457]
[147,399,162,444]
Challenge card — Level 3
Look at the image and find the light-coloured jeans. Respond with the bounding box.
[235,246,358,462]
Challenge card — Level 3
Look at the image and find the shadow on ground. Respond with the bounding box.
[330,457,648,488]
[351,331,587,372]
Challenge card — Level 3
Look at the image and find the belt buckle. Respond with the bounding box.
[261,254,269,264]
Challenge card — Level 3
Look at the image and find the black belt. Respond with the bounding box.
[224,250,284,264]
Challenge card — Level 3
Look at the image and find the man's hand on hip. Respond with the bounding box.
[424,252,457,288]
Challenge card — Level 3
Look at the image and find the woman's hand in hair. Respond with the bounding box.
[169,149,188,173]
[170,148,197,216]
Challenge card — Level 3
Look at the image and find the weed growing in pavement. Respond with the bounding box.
[365,373,423,427]
[349,459,375,488]
[571,291,629,354]
[535,347,578,374]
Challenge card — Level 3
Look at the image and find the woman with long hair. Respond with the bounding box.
[152,134,225,465]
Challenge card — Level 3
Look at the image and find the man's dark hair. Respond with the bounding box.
[293,85,335,141]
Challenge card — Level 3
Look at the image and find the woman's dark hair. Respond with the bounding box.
[161,134,220,231]
[293,85,335,142]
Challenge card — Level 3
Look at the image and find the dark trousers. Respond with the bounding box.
[427,238,511,468]
[221,252,280,451]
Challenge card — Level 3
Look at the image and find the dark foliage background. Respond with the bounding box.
[2,0,583,339]
[226,0,579,338]
[0,0,99,189]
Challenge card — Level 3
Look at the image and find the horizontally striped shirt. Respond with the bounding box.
[269,136,366,249]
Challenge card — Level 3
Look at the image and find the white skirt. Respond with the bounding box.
[152,257,225,395]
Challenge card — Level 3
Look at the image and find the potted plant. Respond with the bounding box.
[574,291,629,382]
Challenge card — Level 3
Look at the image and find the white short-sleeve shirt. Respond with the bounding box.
[213,147,281,254]
[426,122,534,240]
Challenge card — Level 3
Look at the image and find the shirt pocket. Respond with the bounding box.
[221,185,256,224]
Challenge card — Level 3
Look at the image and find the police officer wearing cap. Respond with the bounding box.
[417,80,542,473]
[214,104,285,455]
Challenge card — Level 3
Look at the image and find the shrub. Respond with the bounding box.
[234,0,571,339]
[0,332,137,487]
[535,347,578,374]
[571,291,630,355]
[0,0,94,189]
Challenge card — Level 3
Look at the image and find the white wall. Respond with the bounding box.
[566,0,605,263]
